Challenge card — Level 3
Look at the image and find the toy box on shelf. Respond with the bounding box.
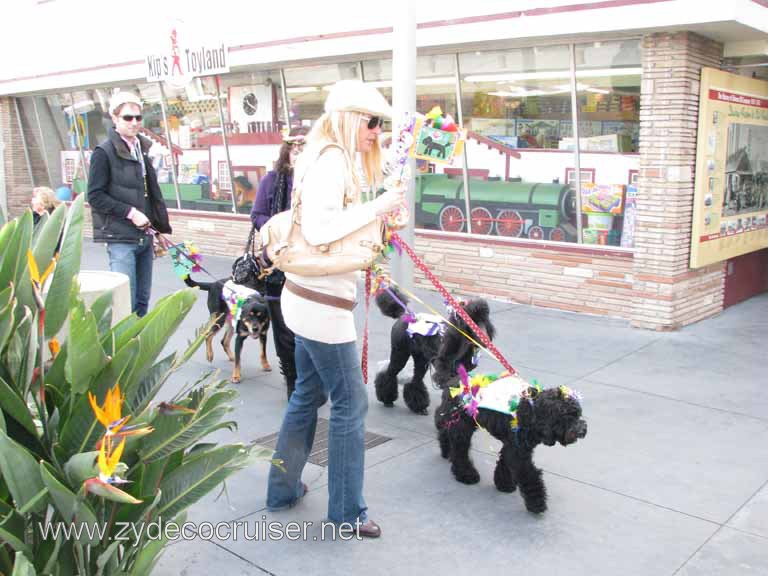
[580,183,626,246]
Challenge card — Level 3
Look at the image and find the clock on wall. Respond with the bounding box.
[242,92,258,116]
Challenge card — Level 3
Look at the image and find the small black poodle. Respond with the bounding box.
[435,375,587,514]
[374,286,495,415]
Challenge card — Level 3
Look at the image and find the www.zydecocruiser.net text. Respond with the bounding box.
[37,517,368,544]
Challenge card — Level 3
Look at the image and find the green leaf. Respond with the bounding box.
[63,451,99,486]
[44,195,84,339]
[0,502,32,555]
[0,285,16,354]
[0,213,32,300]
[95,539,121,576]
[65,298,108,395]
[19,306,37,399]
[127,512,185,576]
[59,338,139,457]
[0,429,47,514]
[121,290,196,398]
[139,388,238,462]
[127,353,175,416]
[10,551,36,576]
[5,308,31,394]
[39,462,101,545]
[90,289,114,338]
[156,445,249,519]
[32,203,66,269]
[0,376,38,437]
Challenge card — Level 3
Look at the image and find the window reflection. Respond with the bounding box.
[458,45,579,241]
[363,55,458,229]
[574,40,641,247]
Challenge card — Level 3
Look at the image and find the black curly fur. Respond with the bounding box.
[435,385,587,514]
[374,287,495,415]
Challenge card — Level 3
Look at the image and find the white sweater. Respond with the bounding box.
[281,145,378,344]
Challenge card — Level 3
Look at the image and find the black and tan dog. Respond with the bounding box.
[374,286,495,415]
[183,276,271,383]
[435,376,587,514]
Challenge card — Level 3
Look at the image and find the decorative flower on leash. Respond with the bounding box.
[168,241,202,279]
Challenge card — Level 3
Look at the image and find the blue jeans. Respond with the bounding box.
[106,238,153,317]
[267,336,369,525]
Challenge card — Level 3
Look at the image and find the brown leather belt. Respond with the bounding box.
[285,280,356,311]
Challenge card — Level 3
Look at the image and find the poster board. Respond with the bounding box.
[690,68,768,268]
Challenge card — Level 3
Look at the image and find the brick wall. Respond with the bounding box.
[416,232,635,318]
[0,97,35,217]
[632,32,726,330]
[83,209,636,320]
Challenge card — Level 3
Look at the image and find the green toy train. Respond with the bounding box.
[414,173,578,242]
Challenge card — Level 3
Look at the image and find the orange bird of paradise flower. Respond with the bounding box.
[89,383,130,436]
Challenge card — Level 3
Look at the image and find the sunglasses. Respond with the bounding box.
[121,114,143,122]
[363,115,384,129]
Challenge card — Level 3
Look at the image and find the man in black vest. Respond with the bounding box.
[87,92,171,317]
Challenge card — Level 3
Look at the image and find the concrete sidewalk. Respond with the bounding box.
[80,243,768,576]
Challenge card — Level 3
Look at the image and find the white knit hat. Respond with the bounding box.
[109,91,142,115]
[324,80,392,118]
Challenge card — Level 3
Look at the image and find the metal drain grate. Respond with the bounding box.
[255,417,391,467]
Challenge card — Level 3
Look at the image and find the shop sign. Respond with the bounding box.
[690,68,768,268]
[146,22,229,87]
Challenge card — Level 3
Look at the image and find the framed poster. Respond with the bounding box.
[690,68,768,268]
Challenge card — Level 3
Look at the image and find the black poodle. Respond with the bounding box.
[435,375,587,514]
[374,286,495,415]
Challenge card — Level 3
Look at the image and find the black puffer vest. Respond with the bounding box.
[91,130,171,242]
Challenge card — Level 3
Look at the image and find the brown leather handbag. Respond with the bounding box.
[259,145,386,277]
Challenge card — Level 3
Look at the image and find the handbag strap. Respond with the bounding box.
[243,225,256,256]
[290,143,350,229]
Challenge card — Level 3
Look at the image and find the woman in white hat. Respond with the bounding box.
[266,80,406,538]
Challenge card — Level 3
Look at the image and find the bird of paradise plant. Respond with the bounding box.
[0,201,264,576]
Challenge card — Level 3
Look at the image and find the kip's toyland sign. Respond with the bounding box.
[690,68,768,268]
[146,23,229,88]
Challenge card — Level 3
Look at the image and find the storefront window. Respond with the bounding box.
[458,45,578,241]
[217,70,285,214]
[363,55,458,228]
[574,40,641,247]
[283,62,360,129]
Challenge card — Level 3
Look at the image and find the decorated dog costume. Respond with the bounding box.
[435,368,587,514]
[374,286,495,414]
[183,276,271,383]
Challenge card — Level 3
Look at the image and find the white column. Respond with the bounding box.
[390,1,416,291]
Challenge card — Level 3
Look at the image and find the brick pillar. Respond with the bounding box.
[632,32,726,330]
[0,96,35,218]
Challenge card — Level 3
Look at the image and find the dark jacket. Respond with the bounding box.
[88,127,171,242]
[250,170,293,230]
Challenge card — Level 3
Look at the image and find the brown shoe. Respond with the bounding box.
[357,519,381,538]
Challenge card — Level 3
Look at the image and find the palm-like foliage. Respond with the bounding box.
[0,199,268,575]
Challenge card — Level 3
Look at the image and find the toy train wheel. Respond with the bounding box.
[527,225,544,240]
[470,207,493,235]
[549,227,566,242]
[496,209,523,237]
[439,204,465,233]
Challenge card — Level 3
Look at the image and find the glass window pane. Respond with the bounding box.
[574,40,641,248]
[458,45,578,242]
[283,62,360,129]
[363,55,458,229]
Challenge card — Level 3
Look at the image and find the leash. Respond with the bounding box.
[389,231,517,377]
[362,269,372,384]
[151,228,277,301]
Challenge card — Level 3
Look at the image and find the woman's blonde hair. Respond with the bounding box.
[33,187,61,212]
[305,110,382,198]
